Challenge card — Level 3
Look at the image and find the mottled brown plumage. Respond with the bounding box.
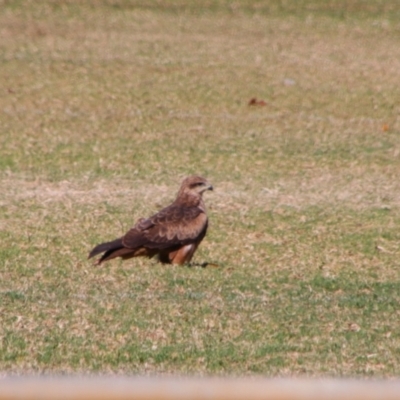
[88,176,213,265]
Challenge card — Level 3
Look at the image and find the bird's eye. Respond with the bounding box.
[191,182,204,188]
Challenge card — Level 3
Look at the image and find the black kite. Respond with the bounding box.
[88,175,213,265]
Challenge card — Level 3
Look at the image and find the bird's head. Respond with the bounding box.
[176,175,213,203]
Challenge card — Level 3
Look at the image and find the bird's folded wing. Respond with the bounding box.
[122,206,207,249]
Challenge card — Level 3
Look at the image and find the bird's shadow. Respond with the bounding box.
[188,262,220,269]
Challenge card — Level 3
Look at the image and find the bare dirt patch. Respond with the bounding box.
[3,168,399,211]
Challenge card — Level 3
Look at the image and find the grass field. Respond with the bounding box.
[1,0,400,376]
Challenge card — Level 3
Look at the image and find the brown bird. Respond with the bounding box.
[88,175,213,265]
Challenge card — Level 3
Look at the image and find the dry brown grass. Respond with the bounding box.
[1,1,400,376]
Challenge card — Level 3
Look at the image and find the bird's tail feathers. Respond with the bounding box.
[88,238,124,260]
